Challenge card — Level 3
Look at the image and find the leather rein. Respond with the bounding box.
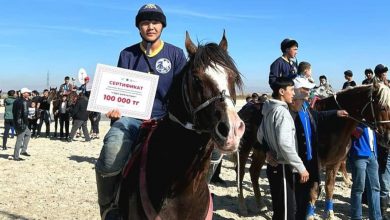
[333,85,390,134]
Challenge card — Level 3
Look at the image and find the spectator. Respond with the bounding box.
[342,70,357,89]
[298,61,315,83]
[362,68,374,85]
[89,111,101,139]
[291,76,348,219]
[12,88,32,161]
[56,94,70,140]
[259,93,268,103]
[257,77,309,220]
[349,124,382,219]
[36,89,51,138]
[269,38,299,89]
[68,93,90,142]
[375,64,390,219]
[27,101,39,137]
[78,76,91,98]
[2,90,17,150]
[313,75,334,99]
[240,93,259,111]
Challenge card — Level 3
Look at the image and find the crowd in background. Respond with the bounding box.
[1,75,101,161]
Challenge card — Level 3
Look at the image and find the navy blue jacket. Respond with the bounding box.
[269,56,298,88]
[118,41,187,119]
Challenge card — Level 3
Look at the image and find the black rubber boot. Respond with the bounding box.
[96,170,122,220]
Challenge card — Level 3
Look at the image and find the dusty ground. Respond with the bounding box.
[0,101,381,220]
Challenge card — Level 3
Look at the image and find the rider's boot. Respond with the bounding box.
[96,170,122,220]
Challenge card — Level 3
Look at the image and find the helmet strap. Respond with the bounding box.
[139,29,163,55]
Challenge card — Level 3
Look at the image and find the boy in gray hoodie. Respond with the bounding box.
[257,77,309,220]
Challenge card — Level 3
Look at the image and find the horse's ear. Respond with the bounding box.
[219,29,228,51]
[185,31,197,56]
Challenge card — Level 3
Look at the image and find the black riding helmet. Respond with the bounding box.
[280,38,298,53]
[135,4,166,28]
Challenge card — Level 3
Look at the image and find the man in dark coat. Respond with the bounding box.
[68,93,90,142]
[12,88,32,160]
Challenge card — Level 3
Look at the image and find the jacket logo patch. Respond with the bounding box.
[156,58,171,74]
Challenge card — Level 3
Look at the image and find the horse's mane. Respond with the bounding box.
[377,83,390,109]
[192,42,243,92]
[336,83,390,109]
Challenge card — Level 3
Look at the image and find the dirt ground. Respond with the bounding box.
[0,102,382,219]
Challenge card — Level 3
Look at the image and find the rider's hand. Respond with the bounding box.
[106,109,121,120]
[299,170,310,183]
[337,110,349,117]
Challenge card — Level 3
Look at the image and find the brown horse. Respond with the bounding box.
[237,82,390,219]
[48,87,61,137]
[117,31,245,219]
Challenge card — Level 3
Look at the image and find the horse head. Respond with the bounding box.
[48,87,58,101]
[333,82,390,148]
[169,31,245,154]
[367,80,390,148]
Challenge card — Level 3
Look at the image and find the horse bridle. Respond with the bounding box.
[333,85,390,134]
[169,68,236,133]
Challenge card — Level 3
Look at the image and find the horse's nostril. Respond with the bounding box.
[216,122,229,138]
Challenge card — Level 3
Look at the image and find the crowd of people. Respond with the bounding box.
[257,37,390,219]
[1,75,101,161]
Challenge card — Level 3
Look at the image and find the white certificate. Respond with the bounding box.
[87,63,159,120]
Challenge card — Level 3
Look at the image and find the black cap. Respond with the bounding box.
[344,70,353,77]
[281,38,298,52]
[374,64,388,76]
[136,4,166,28]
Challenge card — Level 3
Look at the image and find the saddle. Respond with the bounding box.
[122,119,159,179]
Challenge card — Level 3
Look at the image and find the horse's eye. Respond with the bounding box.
[193,76,202,86]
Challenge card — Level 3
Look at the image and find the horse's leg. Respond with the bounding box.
[306,181,319,220]
[339,159,352,187]
[324,162,341,220]
[236,147,251,216]
[54,115,59,138]
[249,148,267,212]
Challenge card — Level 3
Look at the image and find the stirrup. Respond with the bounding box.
[102,204,122,220]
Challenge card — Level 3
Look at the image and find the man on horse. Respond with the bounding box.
[95,3,187,219]
[269,38,299,90]
[59,76,75,95]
